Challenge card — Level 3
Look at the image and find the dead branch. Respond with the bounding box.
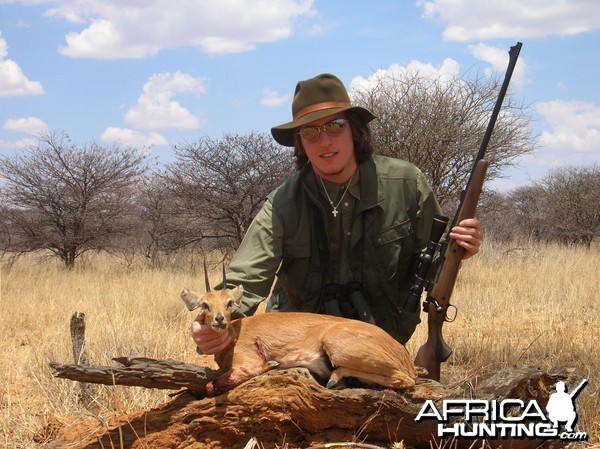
[49,356,220,393]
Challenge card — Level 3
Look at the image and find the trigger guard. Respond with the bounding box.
[445,304,458,323]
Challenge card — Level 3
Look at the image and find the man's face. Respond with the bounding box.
[299,113,356,184]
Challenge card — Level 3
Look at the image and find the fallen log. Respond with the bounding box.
[46,358,580,449]
[49,356,220,393]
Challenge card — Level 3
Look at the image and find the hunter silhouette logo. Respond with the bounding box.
[546,379,588,433]
[415,378,589,442]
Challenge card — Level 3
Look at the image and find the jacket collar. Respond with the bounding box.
[299,156,383,213]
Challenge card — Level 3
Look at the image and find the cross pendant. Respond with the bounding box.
[332,208,339,217]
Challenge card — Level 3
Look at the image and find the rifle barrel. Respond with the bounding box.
[472,42,523,170]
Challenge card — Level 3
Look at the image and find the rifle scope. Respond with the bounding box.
[405,214,449,313]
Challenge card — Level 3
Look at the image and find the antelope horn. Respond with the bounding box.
[203,260,211,292]
[222,262,227,289]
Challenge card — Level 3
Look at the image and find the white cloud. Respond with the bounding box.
[0,116,48,151]
[468,43,528,87]
[0,34,44,97]
[261,88,289,107]
[350,46,528,105]
[536,100,600,166]
[62,19,160,60]
[3,116,48,134]
[124,72,208,130]
[46,0,316,59]
[101,127,168,148]
[419,0,600,41]
[349,58,461,93]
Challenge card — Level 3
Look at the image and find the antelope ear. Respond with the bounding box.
[231,285,244,307]
[180,289,201,311]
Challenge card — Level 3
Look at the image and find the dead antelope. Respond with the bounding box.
[181,268,416,396]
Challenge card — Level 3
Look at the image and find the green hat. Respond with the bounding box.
[271,73,376,147]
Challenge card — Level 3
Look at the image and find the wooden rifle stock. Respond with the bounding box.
[414,159,488,381]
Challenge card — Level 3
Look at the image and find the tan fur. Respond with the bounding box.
[181,286,416,396]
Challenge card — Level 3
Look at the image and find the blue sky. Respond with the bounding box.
[1,0,599,191]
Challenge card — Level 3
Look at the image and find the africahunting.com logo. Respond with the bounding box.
[416,379,589,442]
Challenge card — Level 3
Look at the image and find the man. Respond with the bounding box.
[192,73,482,354]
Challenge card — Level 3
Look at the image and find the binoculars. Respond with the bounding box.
[321,281,375,324]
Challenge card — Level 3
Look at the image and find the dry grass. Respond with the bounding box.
[0,242,598,448]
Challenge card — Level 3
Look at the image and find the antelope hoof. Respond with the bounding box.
[326,377,347,390]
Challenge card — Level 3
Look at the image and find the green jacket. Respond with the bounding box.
[225,154,442,344]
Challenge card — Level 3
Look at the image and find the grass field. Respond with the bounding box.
[0,242,598,448]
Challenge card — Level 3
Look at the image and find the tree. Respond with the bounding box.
[478,185,546,243]
[478,165,599,245]
[475,190,515,242]
[537,165,599,246]
[0,204,11,253]
[162,133,293,255]
[134,173,197,267]
[351,71,535,212]
[0,132,148,268]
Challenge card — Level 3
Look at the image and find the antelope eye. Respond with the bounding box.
[226,299,234,309]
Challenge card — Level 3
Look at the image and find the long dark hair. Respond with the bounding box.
[292,110,375,171]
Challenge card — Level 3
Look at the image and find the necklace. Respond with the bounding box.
[319,172,355,218]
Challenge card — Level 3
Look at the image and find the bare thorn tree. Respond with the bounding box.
[478,164,599,245]
[537,164,599,246]
[351,71,536,212]
[0,131,148,269]
[163,133,293,255]
[134,173,197,267]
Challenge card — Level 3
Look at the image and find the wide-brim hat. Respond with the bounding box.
[271,73,376,147]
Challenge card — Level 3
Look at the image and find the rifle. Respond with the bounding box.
[412,42,523,381]
[568,379,588,400]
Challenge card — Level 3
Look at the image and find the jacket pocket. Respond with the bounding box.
[374,218,413,246]
[373,218,416,281]
[277,243,321,312]
[282,243,311,259]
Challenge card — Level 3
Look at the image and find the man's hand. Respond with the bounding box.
[191,311,232,354]
[449,218,483,260]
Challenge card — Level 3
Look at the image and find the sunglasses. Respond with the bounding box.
[298,118,350,142]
